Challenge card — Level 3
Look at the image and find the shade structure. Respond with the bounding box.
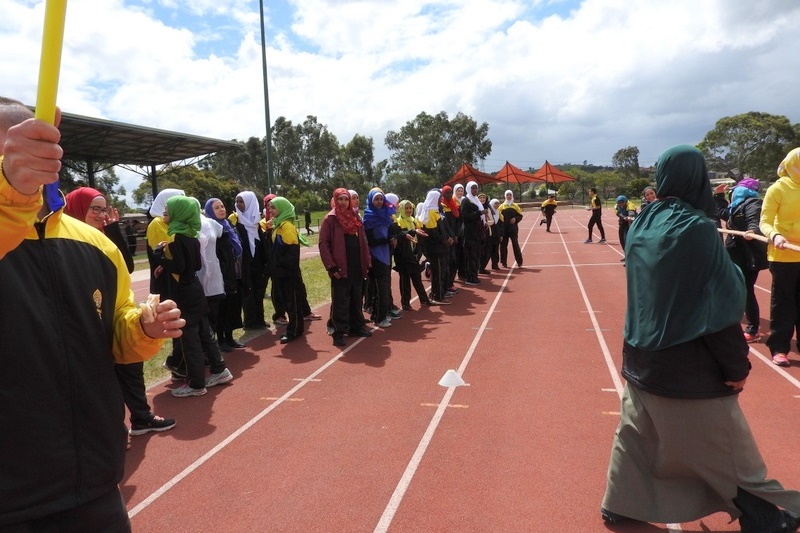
[531,161,576,186]
[444,163,504,187]
[492,161,543,184]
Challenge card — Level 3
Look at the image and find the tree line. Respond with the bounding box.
[59,110,800,213]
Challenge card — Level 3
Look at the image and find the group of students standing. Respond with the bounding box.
[319,182,525,347]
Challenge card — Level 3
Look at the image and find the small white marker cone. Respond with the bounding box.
[438,369,465,387]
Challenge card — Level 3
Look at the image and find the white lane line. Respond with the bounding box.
[128,335,371,518]
[373,223,536,533]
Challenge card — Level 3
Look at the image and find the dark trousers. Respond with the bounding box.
[0,488,131,533]
[275,277,305,338]
[330,275,367,335]
[399,267,429,307]
[114,362,151,425]
[463,239,480,282]
[743,268,761,334]
[618,225,629,253]
[429,253,449,301]
[242,269,267,327]
[588,211,606,240]
[500,233,523,267]
[216,291,243,342]
[447,242,460,287]
[174,316,226,389]
[368,261,391,322]
[271,277,287,320]
[544,213,553,231]
[767,261,800,355]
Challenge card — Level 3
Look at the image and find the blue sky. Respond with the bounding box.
[2,0,799,202]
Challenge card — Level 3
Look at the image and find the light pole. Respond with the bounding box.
[258,0,274,193]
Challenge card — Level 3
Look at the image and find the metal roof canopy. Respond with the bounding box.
[48,109,241,197]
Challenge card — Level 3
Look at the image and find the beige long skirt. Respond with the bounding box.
[602,384,800,523]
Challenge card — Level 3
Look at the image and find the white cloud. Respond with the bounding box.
[2,0,799,206]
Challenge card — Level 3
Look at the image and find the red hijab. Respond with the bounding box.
[331,187,362,234]
[440,185,460,217]
[64,187,106,231]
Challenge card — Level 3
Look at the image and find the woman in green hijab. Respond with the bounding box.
[155,196,233,397]
[267,196,307,343]
[601,146,800,532]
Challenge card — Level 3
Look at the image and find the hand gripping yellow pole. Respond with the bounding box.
[34,0,68,210]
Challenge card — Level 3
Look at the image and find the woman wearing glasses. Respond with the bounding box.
[64,187,134,273]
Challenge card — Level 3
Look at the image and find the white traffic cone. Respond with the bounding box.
[438,369,465,387]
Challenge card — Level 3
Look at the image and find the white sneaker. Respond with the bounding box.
[171,384,207,398]
[206,368,233,388]
[376,319,392,328]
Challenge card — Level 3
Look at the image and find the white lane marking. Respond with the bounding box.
[128,335,371,518]
[373,223,536,533]
[555,218,682,532]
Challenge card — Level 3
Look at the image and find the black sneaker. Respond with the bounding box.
[130,415,177,436]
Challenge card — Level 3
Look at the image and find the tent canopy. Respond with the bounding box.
[492,161,542,184]
[532,161,576,184]
[444,163,503,186]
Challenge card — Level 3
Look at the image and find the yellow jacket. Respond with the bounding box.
[760,175,800,262]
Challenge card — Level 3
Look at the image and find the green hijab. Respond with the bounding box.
[271,196,309,247]
[623,145,744,350]
[166,196,201,238]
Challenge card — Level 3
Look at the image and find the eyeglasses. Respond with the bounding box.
[88,206,109,215]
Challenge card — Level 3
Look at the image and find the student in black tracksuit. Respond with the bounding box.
[459,180,485,285]
[419,189,451,305]
[393,199,432,309]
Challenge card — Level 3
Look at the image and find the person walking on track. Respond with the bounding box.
[585,187,606,243]
[601,144,800,533]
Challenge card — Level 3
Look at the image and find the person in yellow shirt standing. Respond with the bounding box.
[585,187,607,243]
[760,147,800,367]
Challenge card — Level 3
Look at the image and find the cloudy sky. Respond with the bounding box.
[2,0,799,200]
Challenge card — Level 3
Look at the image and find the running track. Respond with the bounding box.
[125,207,800,532]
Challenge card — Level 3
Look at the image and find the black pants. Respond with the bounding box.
[447,242,460,288]
[463,239,480,282]
[242,269,268,327]
[618,225,629,253]
[114,362,152,425]
[368,261,391,322]
[500,233,523,267]
[588,211,605,240]
[544,213,553,231]
[429,253,449,301]
[274,277,305,338]
[0,488,131,533]
[330,275,367,335]
[742,268,761,334]
[399,266,429,306]
[766,261,800,355]
[174,316,226,389]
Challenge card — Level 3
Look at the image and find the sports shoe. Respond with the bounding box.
[171,384,207,398]
[598,238,607,243]
[389,309,403,319]
[348,327,373,337]
[333,334,346,347]
[424,262,431,279]
[163,360,187,378]
[464,280,480,286]
[273,317,289,326]
[130,415,177,436]
[772,353,790,367]
[304,313,322,321]
[584,239,593,244]
[205,368,233,388]
[376,319,392,328]
[601,508,630,524]
[743,332,761,343]
[430,299,451,305]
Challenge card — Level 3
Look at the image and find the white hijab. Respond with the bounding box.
[420,190,441,225]
[489,199,500,224]
[149,188,185,217]
[453,183,465,201]
[465,180,485,222]
[235,191,261,256]
[503,189,515,206]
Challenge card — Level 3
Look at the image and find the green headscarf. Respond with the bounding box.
[166,195,201,238]
[270,196,309,247]
[623,145,744,350]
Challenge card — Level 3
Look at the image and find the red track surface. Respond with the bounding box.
[125,207,800,532]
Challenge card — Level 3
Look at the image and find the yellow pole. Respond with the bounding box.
[35,0,68,125]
